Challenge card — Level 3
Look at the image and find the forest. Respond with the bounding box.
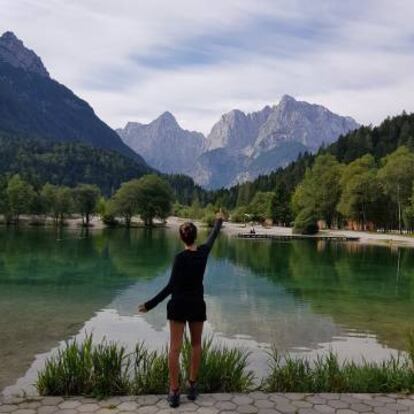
[1,112,414,232]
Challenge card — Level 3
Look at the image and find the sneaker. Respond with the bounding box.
[187,380,198,401]
[168,389,180,408]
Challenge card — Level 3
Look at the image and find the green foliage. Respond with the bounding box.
[246,191,277,222]
[135,175,174,226]
[202,212,217,227]
[108,179,142,227]
[36,335,254,397]
[72,184,101,226]
[292,207,319,235]
[292,154,343,228]
[6,174,35,222]
[230,206,249,223]
[35,335,130,398]
[378,146,414,231]
[0,133,149,196]
[41,183,73,224]
[37,334,414,397]
[337,154,383,227]
[182,336,254,392]
[131,343,169,394]
[262,347,414,393]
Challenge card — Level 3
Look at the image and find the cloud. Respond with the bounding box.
[1,0,414,134]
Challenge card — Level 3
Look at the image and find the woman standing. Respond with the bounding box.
[138,212,223,408]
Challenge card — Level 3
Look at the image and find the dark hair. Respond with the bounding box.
[179,222,197,245]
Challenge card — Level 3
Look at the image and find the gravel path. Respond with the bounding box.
[1,393,414,414]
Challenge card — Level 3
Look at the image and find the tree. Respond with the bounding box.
[41,183,73,225]
[337,154,381,229]
[247,191,277,222]
[109,179,142,227]
[41,183,58,222]
[72,184,100,226]
[6,174,35,223]
[272,182,292,226]
[292,154,344,228]
[378,146,414,232]
[0,175,9,219]
[293,207,318,234]
[403,182,414,231]
[135,175,174,226]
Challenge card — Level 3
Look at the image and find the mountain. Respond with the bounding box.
[119,95,358,189]
[0,31,148,166]
[192,95,359,188]
[116,112,206,174]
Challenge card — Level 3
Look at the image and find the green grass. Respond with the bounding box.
[262,344,414,393]
[181,336,254,392]
[36,332,414,397]
[36,334,253,397]
[35,335,130,398]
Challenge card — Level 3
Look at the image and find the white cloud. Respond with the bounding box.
[1,0,414,134]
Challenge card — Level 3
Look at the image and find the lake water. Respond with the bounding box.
[1,226,413,395]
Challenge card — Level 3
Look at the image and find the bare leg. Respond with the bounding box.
[188,321,204,382]
[169,320,185,391]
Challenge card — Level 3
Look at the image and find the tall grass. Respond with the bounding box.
[36,334,253,397]
[36,335,130,397]
[36,332,414,397]
[181,336,254,392]
[262,344,414,393]
[131,343,169,394]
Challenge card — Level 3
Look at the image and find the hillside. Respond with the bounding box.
[0,31,148,166]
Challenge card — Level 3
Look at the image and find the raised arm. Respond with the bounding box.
[204,217,223,252]
[143,255,179,311]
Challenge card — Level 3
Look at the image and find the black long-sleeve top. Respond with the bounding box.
[144,218,223,311]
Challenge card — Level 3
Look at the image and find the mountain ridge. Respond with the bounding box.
[0,31,149,167]
[119,96,359,188]
[117,112,207,174]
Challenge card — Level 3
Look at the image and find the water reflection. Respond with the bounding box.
[1,227,413,395]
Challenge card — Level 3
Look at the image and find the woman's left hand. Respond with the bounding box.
[137,303,148,313]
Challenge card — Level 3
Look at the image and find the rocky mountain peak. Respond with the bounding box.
[279,94,296,104]
[0,31,49,77]
[154,111,179,129]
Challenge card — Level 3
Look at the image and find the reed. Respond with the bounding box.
[262,345,414,393]
[36,333,414,397]
[181,335,254,392]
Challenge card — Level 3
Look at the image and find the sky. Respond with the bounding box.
[1,0,414,134]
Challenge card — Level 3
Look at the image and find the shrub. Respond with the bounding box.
[202,212,216,228]
[293,208,319,234]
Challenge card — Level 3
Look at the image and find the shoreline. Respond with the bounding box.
[2,215,414,248]
[166,216,414,248]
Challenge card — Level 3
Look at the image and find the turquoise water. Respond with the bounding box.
[1,226,413,394]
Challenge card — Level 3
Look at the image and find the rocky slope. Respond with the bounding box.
[0,31,149,166]
[117,112,206,174]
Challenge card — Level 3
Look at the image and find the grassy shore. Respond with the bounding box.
[36,333,414,398]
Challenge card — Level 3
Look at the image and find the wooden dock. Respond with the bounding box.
[236,233,360,241]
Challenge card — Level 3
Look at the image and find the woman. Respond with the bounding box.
[138,212,223,408]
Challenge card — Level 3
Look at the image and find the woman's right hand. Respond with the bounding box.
[216,208,225,220]
[137,303,148,313]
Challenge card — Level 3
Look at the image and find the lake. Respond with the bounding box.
[1,225,413,395]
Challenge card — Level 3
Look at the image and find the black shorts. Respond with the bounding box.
[167,298,207,322]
